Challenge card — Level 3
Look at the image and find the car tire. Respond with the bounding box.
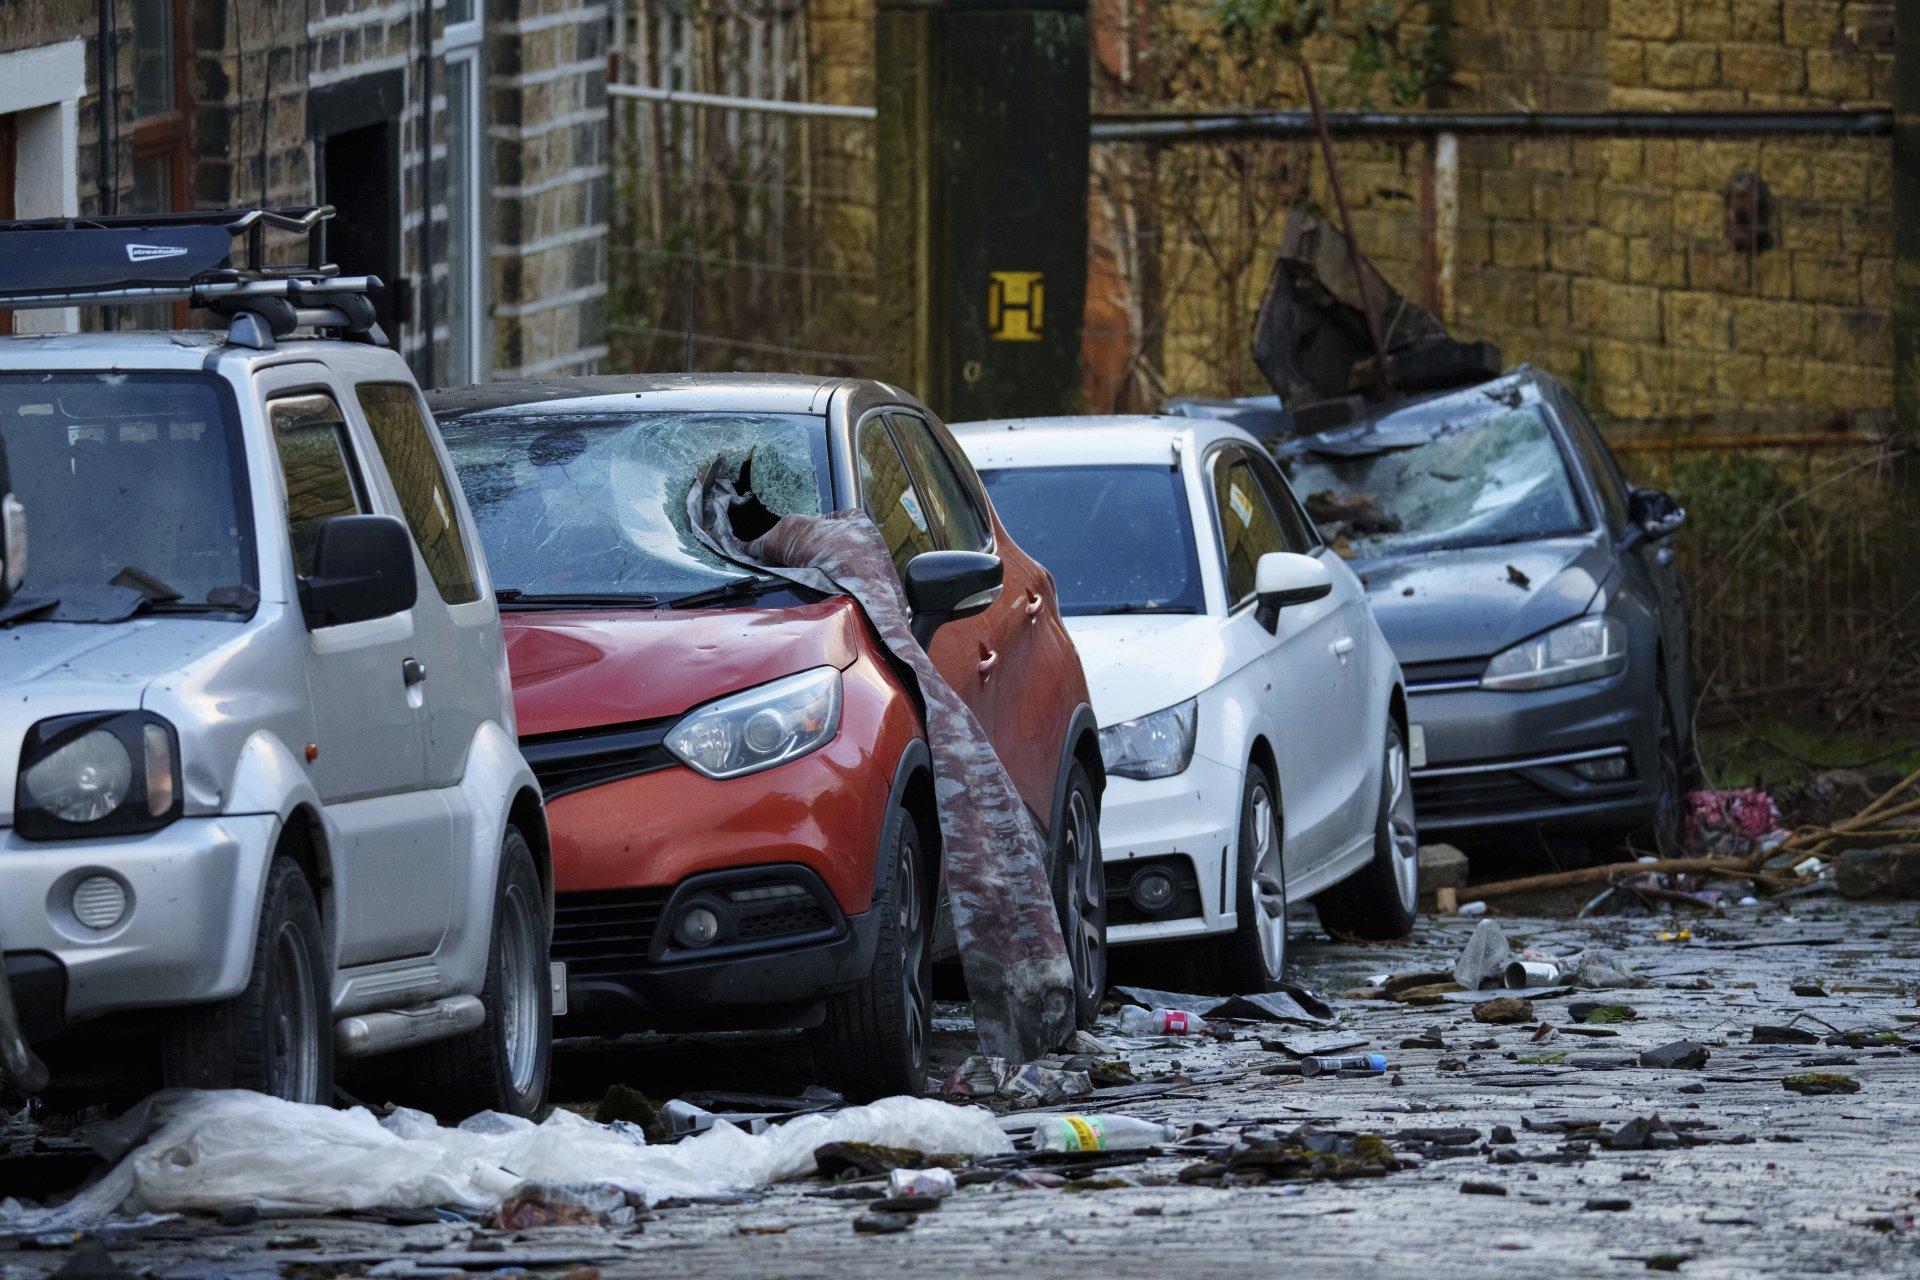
[1314,718,1419,941]
[1051,761,1107,1029]
[1194,765,1289,994]
[380,828,551,1121]
[161,854,333,1104]
[1648,695,1686,858]
[816,805,931,1102]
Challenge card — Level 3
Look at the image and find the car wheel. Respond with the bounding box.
[378,828,551,1121]
[1314,718,1419,941]
[817,805,931,1102]
[1650,696,1686,858]
[162,855,333,1104]
[1051,762,1107,1029]
[1199,765,1289,994]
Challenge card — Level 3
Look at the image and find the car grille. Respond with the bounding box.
[1403,656,1487,692]
[735,897,835,942]
[520,717,678,799]
[553,887,671,974]
[1412,771,1559,822]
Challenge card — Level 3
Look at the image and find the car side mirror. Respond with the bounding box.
[1629,487,1686,540]
[299,514,418,629]
[1254,551,1331,633]
[904,550,1003,649]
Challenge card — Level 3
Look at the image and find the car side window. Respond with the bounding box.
[1212,448,1289,607]
[887,412,991,552]
[268,391,365,578]
[1245,449,1322,553]
[356,382,480,604]
[1558,399,1631,533]
[856,415,935,579]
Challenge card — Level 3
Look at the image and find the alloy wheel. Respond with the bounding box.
[499,878,543,1097]
[896,838,929,1076]
[1059,789,1106,1008]
[1248,781,1287,980]
[1386,735,1420,912]
[267,919,321,1104]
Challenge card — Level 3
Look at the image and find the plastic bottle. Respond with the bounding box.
[1298,1053,1390,1077]
[1117,1006,1209,1036]
[1032,1114,1179,1152]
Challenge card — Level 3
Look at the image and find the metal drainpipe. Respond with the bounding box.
[417,0,436,387]
[96,0,115,215]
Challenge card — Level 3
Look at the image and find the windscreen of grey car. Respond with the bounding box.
[0,372,254,619]
[440,410,831,600]
[979,464,1204,615]
[1284,401,1585,557]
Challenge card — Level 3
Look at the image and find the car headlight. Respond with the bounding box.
[1099,698,1198,781]
[15,712,182,840]
[665,667,843,779]
[1482,616,1628,691]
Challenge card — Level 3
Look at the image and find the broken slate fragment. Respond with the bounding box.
[1474,997,1535,1025]
[1751,1025,1819,1045]
[1783,1073,1861,1095]
[1639,1041,1710,1070]
[853,1211,916,1235]
[1584,1198,1633,1212]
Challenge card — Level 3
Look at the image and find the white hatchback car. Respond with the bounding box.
[952,415,1416,991]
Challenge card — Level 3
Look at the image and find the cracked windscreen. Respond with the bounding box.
[979,464,1205,615]
[439,409,831,602]
[0,372,256,620]
[1282,400,1587,558]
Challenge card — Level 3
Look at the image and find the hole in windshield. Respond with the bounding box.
[440,409,830,601]
[980,464,1205,615]
[0,372,254,620]
[1282,401,1587,558]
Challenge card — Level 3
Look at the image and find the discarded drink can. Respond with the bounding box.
[1504,960,1564,988]
[1298,1053,1390,1077]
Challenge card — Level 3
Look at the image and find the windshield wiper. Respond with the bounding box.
[495,589,660,609]
[1090,603,1199,615]
[668,575,786,610]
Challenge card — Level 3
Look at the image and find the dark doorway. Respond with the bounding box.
[1,114,15,337]
[319,121,402,342]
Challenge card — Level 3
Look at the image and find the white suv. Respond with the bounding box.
[0,209,551,1115]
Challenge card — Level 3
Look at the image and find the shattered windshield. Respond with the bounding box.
[440,410,831,601]
[979,464,1205,615]
[0,372,255,621]
[1282,398,1586,557]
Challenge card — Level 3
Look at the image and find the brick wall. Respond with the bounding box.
[1,0,610,385]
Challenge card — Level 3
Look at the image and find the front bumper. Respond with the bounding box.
[0,813,280,1038]
[1407,668,1658,837]
[1096,751,1241,947]
[554,866,882,1033]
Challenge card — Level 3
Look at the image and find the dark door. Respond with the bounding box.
[321,122,402,343]
[0,114,15,337]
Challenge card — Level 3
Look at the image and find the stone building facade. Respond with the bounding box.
[0,0,609,385]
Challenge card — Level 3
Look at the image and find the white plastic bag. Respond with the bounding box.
[107,1090,1010,1218]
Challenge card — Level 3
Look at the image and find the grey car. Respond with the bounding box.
[1275,367,1691,856]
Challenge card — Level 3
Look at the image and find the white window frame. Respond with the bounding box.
[442,17,486,383]
[0,40,85,333]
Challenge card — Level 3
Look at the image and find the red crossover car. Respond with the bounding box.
[433,375,1104,1098]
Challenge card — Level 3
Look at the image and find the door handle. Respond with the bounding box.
[1330,636,1356,657]
[977,649,999,679]
[1024,590,1043,619]
[402,657,428,686]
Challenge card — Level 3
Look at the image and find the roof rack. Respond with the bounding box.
[0,206,384,348]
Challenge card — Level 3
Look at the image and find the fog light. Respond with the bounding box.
[1571,755,1631,782]
[673,904,722,949]
[72,875,128,930]
[1129,868,1177,914]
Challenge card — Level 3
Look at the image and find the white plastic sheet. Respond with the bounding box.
[89,1090,1011,1218]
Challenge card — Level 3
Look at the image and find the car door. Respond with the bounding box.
[1244,446,1379,845]
[1208,443,1354,873]
[260,372,451,966]
[886,410,1056,811]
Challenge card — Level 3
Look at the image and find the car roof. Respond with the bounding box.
[428,372,877,419]
[950,413,1255,470]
